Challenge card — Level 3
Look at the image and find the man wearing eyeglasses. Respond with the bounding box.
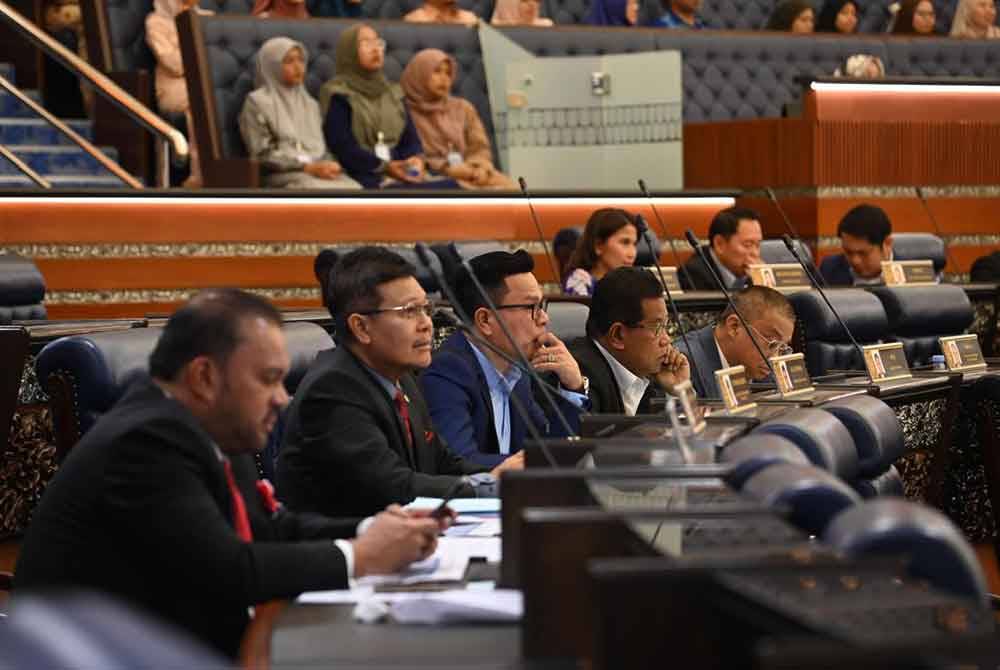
[672,286,795,398]
[421,250,588,467]
[568,267,690,416]
[278,247,510,519]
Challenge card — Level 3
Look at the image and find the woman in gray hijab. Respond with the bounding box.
[239,37,361,189]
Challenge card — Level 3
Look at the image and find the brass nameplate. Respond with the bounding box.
[645,266,683,295]
[771,352,815,397]
[748,263,812,291]
[862,343,912,383]
[939,334,987,372]
[882,260,936,286]
[715,365,757,413]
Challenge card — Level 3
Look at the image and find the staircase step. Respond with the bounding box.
[0,90,43,118]
[0,118,94,145]
[0,145,120,176]
[0,174,128,188]
[0,63,13,81]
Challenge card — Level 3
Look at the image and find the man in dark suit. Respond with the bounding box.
[568,267,689,415]
[278,247,502,518]
[14,289,443,659]
[420,251,588,467]
[819,204,894,286]
[673,286,796,398]
[680,207,763,291]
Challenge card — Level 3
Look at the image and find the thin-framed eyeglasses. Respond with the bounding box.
[746,322,793,356]
[495,298,549,322]
[357,301,434,320]
[628,319,671,337]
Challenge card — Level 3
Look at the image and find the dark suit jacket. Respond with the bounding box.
[671,325,724,399]
[277,345,485,518]
[680,245,750,291]
[819,254,855,287]
[14,377,352,659]
[419,332,584,467]
[567,337,658,415]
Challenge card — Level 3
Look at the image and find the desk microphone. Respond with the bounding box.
[638,178,695,289]
[914,186,958,278]
[781,234,870,381]
[683,229,778,382]
[765,187,826,289]
[518,177,561,287]
[634,214,703,391]
[414,243,559,467]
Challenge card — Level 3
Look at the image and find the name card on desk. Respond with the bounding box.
[674,380,706,433]
[715,365,757,413]
[939,334,987,372]
[862,343,912,383]
[748,264,812,292]
[770,353,815,397]
[882,260,936,286]
[644,266,683,294]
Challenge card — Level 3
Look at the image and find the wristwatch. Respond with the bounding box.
[572,376,590,396]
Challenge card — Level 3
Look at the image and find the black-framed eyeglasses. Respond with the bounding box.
[496,298,549,322]
[357,301,434,320]
[628,319,671,337]
[747,322,793,356]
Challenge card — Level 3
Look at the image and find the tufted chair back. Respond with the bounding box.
[0,253,47,323]
[869,285,974,367]
[362,0,495,19]
[788,289,889,378]
[884,35,1000,78]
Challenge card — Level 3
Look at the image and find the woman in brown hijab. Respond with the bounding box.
[252,0,309,17]
[400,49,514,190]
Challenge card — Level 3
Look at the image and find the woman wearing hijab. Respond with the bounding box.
[491,0,553,25]
[239,37,360,189]
[585,0,639,26]
[145,0,212,187]
[950,0,999,38]
[320,25,442,189]
[765,0,816,32]
[252,0,309,17]
[400,49,514,190]
[815,0,857,33]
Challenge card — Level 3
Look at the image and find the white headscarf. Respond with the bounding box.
[247,37,327,161]
[950,0,1000,37]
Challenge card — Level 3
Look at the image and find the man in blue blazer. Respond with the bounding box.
[819,204,894,287]
[421,251,588,467]
[673,286,796,398]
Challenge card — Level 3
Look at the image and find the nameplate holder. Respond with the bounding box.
[862,343,912,383]
[939,334,988,372]
[715,365,757,413]
[882,260,936,286]
[645,266,683,295]
[673,379,706,433]
[748,263,812,292]
[770,352,815,398]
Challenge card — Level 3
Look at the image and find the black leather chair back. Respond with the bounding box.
[870,285,973,367]
[753,408,859,481]
[0,253,46,322]
[788,289,889,378]
[891,233,946,273]
[432,240,508,285]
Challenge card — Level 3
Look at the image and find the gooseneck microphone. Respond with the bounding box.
[683,229,778,382]
[638,178,696,289]
[633,214,703,391]
[780,234,869,380]
[449,242,577,438]
[765,187,826,289]
[914,186,959,278]
[518,177,562,287]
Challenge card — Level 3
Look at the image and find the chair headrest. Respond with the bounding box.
[546,301,590,342]
[853,465,904,499]
[719,433,811,489]
[823,499,988,604]
[635,227,661,267]
[0,253,46,306]
[820,395,903,479]
[869,285,973,337]
[891,233,946,273]
[742,463,861,536]
[759,238,813,265]
[788,289,888,342]
[753,408,859,481]
[281,322,334,395]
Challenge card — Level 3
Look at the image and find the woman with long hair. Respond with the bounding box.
[563,209,639,297]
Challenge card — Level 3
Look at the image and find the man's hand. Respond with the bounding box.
[489,450,525,478]
[351,510,440,577]
[530,332,584,392]
[653,346,690,393]
[304,160,342,180]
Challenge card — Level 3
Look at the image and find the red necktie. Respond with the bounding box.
[222,459,253,542]
[394,388,414,450]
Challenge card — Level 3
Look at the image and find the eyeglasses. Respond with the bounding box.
[359,38,387,51]
[496,298,549,323]
[358,301,434,320]
[747,322,793,357]
[629,319,671,337]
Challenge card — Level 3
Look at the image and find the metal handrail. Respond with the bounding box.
[0,74,141,188]
[0,141,51,188]
[0,0,188,179]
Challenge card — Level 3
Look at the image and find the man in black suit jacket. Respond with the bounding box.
[680,207,762,291]
[15,289,443,659]
[568,267,689,415]
[279,247,499,519]
[819,204,893,286]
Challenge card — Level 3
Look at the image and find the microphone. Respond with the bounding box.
[633,214,703,392]
[780,234,870,381]
[765,187,826,289]
[518,177,562,287]
[638,178,696,289]
[683,229,778,383]
[914,186,958,279]
[414,243,560,467]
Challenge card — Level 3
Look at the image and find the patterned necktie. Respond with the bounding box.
[222,459,253,542]
[394,388,414,450]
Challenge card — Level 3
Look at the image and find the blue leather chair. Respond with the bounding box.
[546,301,590,342]
[742,463,862,536]
[891,233,947,274]
[0,253,46,322]
[788,289,889,378]
[820,395,904,480]
[753,408,860,482]
[869,285,974,368]
[719,433,811,490]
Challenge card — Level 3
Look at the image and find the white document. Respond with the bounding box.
[389,588,523,624]
[406,497,501,515]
